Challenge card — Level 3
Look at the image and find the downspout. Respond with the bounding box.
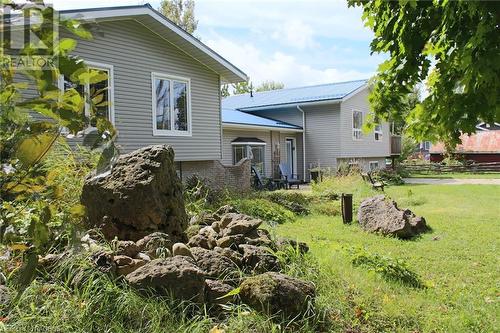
[296,105,307,182]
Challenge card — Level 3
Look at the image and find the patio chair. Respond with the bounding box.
[278,163,302,189]
[251,166,276,191]
[361,171,385,191]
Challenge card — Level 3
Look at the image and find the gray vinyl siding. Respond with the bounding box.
[339,87,391,158]
[63,20,222,161]
[302,103,341,176]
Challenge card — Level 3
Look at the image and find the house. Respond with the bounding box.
[221,80,401,181]
[430,124,500,163]
[53,4,251,185]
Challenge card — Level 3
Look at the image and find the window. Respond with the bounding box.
[232,144,265,175]
[374,124,383,141]
[59,63,113,127]
[152,73,191,136]
[424,141,431,150]
[369,161,379,171]
[352,110,363,140]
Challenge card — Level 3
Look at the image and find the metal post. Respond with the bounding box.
[341,193,353,224]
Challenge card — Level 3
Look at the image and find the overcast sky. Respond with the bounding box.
[51,0,385,88]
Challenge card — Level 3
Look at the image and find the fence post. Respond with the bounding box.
[341,193,353,224]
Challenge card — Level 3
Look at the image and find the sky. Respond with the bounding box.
[51,0,385,88]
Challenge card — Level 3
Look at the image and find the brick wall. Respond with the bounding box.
[178,159,251,192]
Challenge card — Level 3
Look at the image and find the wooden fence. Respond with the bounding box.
[402,162,500,173]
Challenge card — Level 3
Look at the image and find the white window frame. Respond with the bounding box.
[369,161,380,171]
[374,123,383,141]
[58,61,115,133]
[151,72,192,137]
[424,141,431,150]
[285,137,298,176]
[352,109,363,141]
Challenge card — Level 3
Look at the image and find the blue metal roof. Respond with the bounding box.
[222,108,302,130]
[223,79,367,110]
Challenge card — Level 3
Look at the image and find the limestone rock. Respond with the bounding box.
[91,250,116,274]
[114,240,140,258]
[136,232,173,259]
[114,255,134,266]
[190,247,239,280]
[81,145,188,241]
[213,247,243,267]
[212,205,239,221]
[216,234,246,249]
[172,243,194,259]
[238,244,280,273]
[358,195,428,239]
[239,272,315,318]
[117,258,147,276]
[205,279,234,305]
[125,257,206,302]
[221,214,262,237]
[187,226,218,249]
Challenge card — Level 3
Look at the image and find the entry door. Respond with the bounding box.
[285,138,296,175]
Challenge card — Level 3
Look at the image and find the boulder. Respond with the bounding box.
[238,245,280,273]
[125,257,206,302]
[114,240,140,258]
[114,255,134,266]
[189,212,217,227]
[221,214,262,237]
[136,232,173,259]
[212,205,239,221]
[205,279,234,305]
[245,229,273,247]
[216,234,246,249]
[213,247,243,267]
[134,252,152,262]
[358,195,428,239]
[172,243,194,259]
[190,247,239,280]
[239,272,315,318]
[81,145,188,242]
[187,226,218,249]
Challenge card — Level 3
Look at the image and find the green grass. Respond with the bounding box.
[276,183,500,332]
[3,179,499,332]
[408,172,500,179]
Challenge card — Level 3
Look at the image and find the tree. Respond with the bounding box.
[159,0,198,34]
[232,81,253,95]
[348,1,499,146]
[1,1,115,293]
[256,80,284,92]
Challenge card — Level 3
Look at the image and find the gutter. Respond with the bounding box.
[296,105,307,181]
[240,98,342,112]
[223,122,303,133]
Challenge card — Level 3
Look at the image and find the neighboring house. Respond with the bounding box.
[221,80,401,181]
[430,124,500,163]
[41,4,248,182]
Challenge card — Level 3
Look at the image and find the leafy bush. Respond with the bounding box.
[261,191,310,215]
[231,198,295,225]
[372,168,407,185]
[346,247,427,288]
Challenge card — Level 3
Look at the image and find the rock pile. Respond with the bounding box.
[81,145,188,242]
[81,207,314,317]
[358,195,428,239]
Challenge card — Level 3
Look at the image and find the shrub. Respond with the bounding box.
[183,175,228,216]
[262,191,310,215]
[346,247,427,288]
[372,168,407,185]
[231,198,295,225]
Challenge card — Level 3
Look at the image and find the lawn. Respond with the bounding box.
[275,183,500,332]
[407,172,500,179]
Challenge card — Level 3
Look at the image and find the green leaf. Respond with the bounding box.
[57,38,78,54]
[69,204,86,218]
[15,132,59,168]
[217,287,241,300]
